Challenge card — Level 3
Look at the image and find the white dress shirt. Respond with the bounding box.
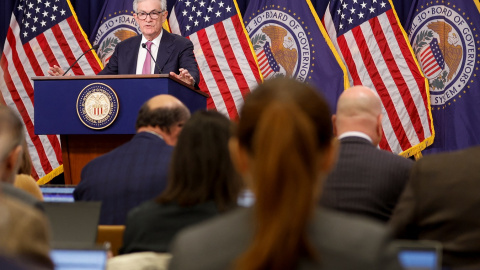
[135,31,163,74]
[338,131,373,143]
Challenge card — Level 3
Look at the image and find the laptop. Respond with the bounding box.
[50,244,108,270]
[41,202,102,247]
[40,185,76,203]
[394,240,442,270]
[237,189,255,207]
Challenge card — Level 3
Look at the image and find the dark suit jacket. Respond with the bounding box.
[98,30,200,83]
[169,207,402,270]
[320,136,413,222]
[74,132,173,225]
[120,201,218,254]
[389,146,480,268]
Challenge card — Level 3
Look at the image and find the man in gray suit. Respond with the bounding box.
[320,86,413,222]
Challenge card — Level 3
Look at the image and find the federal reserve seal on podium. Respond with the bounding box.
[77,83,119,130]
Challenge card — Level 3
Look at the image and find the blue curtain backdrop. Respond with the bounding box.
[1,0,412,56]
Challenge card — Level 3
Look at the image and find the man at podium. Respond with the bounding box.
[48,0,199,87]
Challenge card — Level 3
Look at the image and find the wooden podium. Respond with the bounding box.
[33,75,207,185]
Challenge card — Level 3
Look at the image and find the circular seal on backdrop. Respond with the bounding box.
[77,83,119,130]
[245,8,312,81]
[409,5,478,106]
[92,11,141,66]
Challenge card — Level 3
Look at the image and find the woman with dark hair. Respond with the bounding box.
[120,110,242,254]
[168,78,402,270]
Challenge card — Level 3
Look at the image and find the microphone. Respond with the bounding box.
[62,44,99,76]
[142,43,163,74]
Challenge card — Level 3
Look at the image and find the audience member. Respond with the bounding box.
[389,146,480,269]
[74,95,190,225]
[0,109,43,210]
[14,139,43,201]
[0,105,53,269]
[120,110,241,254]
[320,86,413,222]
[168,79,401,270]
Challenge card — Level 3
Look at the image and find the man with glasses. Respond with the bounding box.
[49,0,199,87]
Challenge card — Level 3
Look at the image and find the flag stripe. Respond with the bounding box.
[369,15,425,143]
[23,42,44,78]
[350,26,412,149]
[2,42,61,173]
[189,33,230,114]
[204,24,244,116]
[336,34,362,85]
[196,28,239,118]
[65,17,100,74]
[51,24,85,75]
[384,10,431,134]
[230,15,262,85]
[426,66,441,76]
[7,25,64,167]
[222,17,253,98]
[213,21,249,103]
[0,53,53,174]
[6,29,34,103]
[36,33,60,67]
[43,29,71,74]
[197,68,218,110]
[340,30,402,153]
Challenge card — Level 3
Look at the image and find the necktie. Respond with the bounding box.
[142,41,153,74]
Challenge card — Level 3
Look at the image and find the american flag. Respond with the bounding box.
[324,0,434,156]
[168,0,262,119]
[0,0,102,182]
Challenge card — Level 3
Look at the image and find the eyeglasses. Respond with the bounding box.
[136,10,164,20]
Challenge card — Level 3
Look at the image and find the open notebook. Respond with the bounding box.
[394,240,442,270]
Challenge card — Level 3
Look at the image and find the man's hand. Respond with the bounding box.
[48,65,71,76]
[170,68,195,87]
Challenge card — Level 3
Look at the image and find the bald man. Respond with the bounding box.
[320,86,413,222]
[74,95,191,225]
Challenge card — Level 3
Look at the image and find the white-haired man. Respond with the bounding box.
[49,0,199,87]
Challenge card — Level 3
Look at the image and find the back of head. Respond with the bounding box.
[158,110,241,211]
[233,78,334,270]
[135,95,190,137]
[0,105,24,183]
[334,85,383,145]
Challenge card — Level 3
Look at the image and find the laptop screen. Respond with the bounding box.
[50,248,107,270]
[398,250,438,270]
[395,241,442,270]
[40,185,76,203]
[237,189,255,207]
